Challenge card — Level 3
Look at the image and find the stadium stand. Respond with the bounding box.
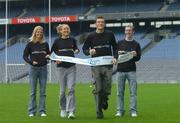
[167,1,180,11]
[0,11,5,18]
[6,42,26,63]
[1,0,180,83]
[137,37,180,82]
[142,38,180,60]
[24,6,89,17]
[93,2,162,14]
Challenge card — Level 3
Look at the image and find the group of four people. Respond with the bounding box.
[23,16,141,119]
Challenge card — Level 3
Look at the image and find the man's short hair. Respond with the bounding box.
[96,16,104,21]
[125,24,135,31]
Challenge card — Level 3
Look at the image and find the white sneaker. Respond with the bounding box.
[131,113,137,117]
[68,112,75,119]
[60,110,67,118]
[40,113,47,117]
[29,113,34,117]
[115,112,123,117]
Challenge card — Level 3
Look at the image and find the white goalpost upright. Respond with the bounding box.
[5,0,8,83]
[48,0,52,83]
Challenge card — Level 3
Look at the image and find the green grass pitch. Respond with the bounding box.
[0,83,180,123]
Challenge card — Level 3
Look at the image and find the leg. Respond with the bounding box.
[28,66,38,115]
[92,67,103,119]
[103,67,113,96]
[127,71,137,114]
[58,67,67,111]
[38,65,47,114]
[102,67,113,110]
[66,66,76,113]
[116,72,126,115]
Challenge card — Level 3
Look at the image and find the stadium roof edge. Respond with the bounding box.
[0,0,24,1]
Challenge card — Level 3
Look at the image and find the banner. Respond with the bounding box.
[50,52,134,66]
[118,52,134,63]
[45,16,77,23]
[50,52,113,66]
[0,19,8,25]
[11,17,41,24]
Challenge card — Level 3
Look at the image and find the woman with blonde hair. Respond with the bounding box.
[56,24,62,35]
[23,25,50,117]
[51,24,79,119]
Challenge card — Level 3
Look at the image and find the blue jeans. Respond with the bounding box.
[28,65,47,115]
[116,71,137,114]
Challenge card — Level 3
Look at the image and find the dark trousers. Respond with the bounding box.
[91,66,112,116]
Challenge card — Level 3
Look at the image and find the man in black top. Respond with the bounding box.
[115,25,141,117]
[83,16,117,119]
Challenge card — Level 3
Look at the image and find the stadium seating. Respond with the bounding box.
[0,10,5,18]
[142,38,180,60]
[1,0,180,83]
[137,38,180,82]
[24,6,89,17]
[8,43,26,63]
[167,2,180,11]
[93,2,162,14]
[0,7,23,18]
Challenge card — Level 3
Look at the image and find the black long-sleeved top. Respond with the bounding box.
[83,30,117,59]
[117,39,141,72]
[23,42,50,67]
[51,37,79,68]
